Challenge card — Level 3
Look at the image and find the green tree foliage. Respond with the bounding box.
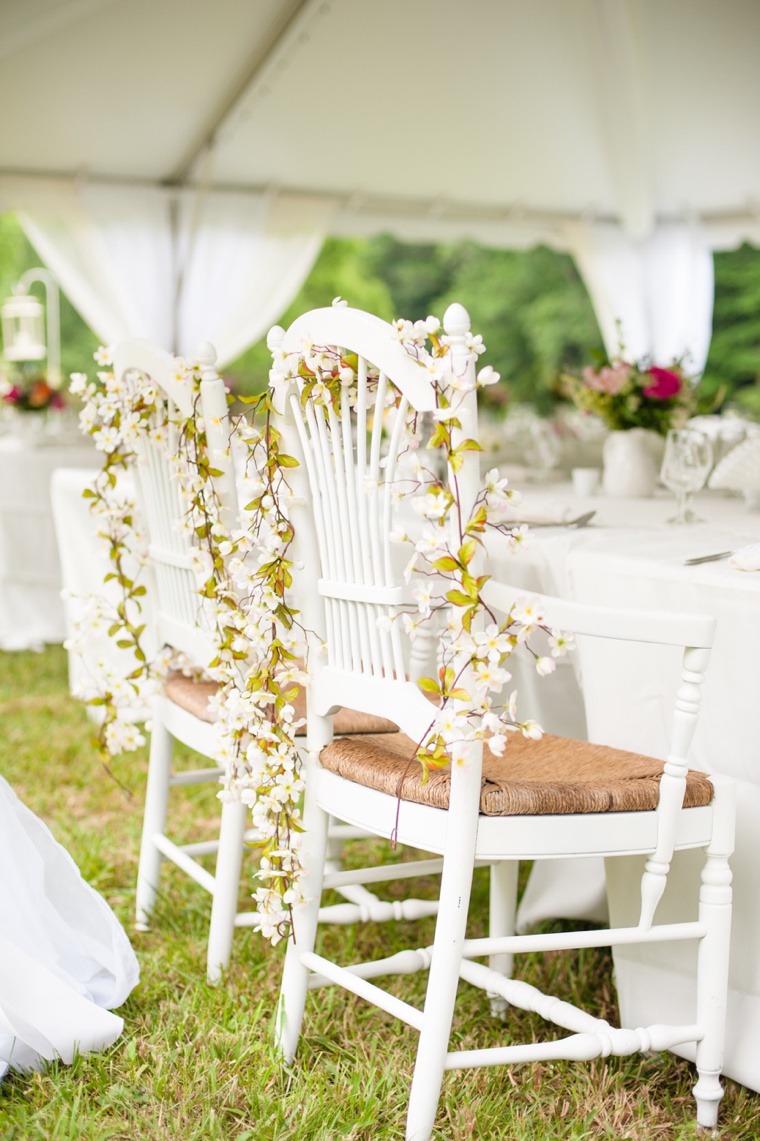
[702,243,760,418]
[424,242,604,415]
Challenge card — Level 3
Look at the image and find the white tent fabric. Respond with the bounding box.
[1,0,760,365]
[566,220,716,373]
[173,190,336,366]
[0,176,335,366]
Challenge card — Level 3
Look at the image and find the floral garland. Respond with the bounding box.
[71,307,571,943]
[70,351,308,941]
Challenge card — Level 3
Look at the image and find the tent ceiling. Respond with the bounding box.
[1,0,759,239]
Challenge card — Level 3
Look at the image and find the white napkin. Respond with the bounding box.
[729,543,760,571]
[510,502,574,525]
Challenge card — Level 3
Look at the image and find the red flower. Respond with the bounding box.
[643,367,681,400]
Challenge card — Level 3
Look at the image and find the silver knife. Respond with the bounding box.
[683,550,733,566]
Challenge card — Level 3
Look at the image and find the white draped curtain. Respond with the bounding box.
[0,176,336,368]
[565,219,716,376]
[4,173,759,383]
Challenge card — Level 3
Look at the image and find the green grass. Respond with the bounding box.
[0,647,758,1140]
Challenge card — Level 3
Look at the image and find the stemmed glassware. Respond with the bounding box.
[660,428,713,524]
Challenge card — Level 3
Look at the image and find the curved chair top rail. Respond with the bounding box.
[112,340,196,418]
[270,305,473,414]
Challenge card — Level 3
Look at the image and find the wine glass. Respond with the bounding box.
[660,428,713,524]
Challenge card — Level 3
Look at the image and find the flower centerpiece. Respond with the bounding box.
[0,362,65,413]
[563,354,692,436]
[562,347,693,497]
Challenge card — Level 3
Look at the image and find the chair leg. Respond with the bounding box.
[135,718,173,931]
[207,798,249,982]
[405,804,480,1141]
[276,762,331,1063]
[693,789,734,1129]
[488,860,519,1018]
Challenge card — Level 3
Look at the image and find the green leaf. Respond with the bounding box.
[428,423,450,450]
[458,540,476,566]
[432,555,459,572]
[445,589,472,608]
[466,505,488,532]
[417,676,441,694]
[461,572,479,601]
[276,454,300,468]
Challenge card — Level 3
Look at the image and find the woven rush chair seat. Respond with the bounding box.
[319,730,714,816]
[164,671,399,735]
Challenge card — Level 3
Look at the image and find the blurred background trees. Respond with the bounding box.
[1,211,759,418]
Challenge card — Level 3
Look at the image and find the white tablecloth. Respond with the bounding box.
[503,482,760,1091]
[0,437,97,650]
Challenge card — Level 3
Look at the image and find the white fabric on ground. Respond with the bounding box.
[0,775,139,1077]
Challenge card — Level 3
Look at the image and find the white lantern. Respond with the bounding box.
[1,292,47,362]
[0,269,60,386]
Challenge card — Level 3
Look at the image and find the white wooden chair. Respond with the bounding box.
[117,340,435,983]
[271,304,735,1139]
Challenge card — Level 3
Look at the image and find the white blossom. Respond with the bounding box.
[477,365,500,387]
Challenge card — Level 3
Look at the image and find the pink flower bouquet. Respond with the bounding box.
[563,355,692,435]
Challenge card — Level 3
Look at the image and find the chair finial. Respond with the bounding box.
[195,342,217,368]
[267,325,286,353]
[443,303,470,339]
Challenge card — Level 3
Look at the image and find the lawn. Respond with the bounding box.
[0,647,758,1140]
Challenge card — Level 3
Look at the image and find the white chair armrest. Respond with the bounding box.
[481,579,715,649]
